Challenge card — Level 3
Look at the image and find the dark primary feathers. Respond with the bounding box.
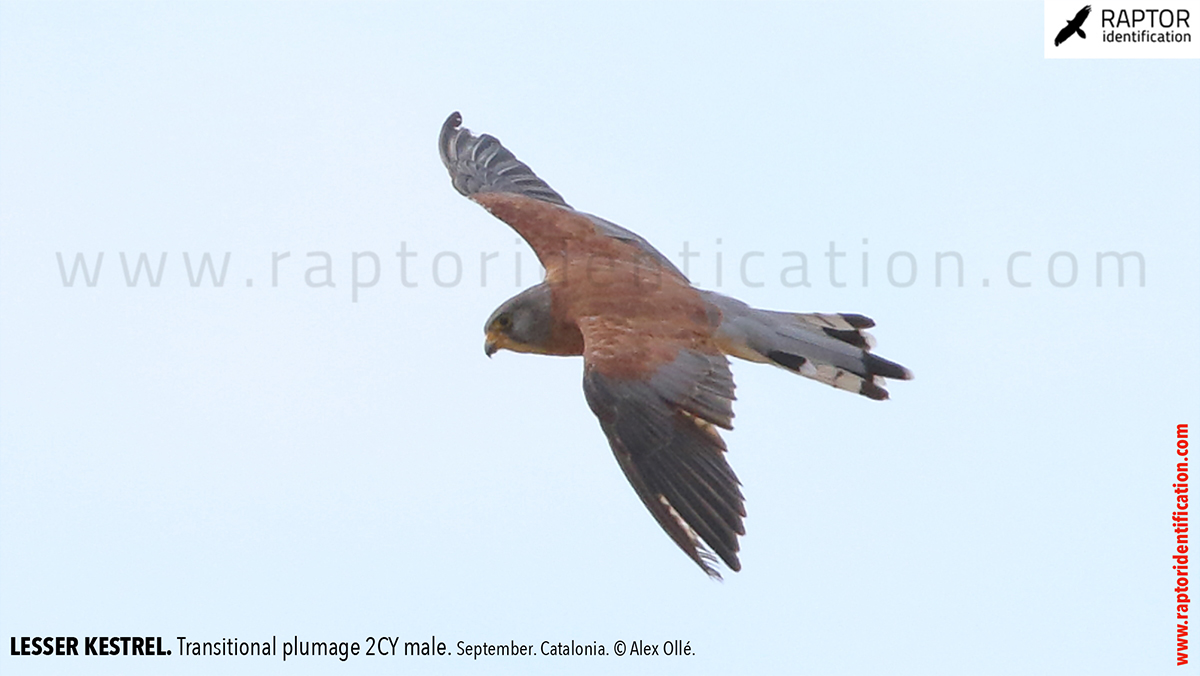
[439,112,685,277]
[582,340,744,578]
[441,112,912,579]
[439,112,570,207]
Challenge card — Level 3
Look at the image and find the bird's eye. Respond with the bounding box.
[495,315,512,329]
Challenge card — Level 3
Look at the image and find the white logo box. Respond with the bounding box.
[1046,0,1200,58]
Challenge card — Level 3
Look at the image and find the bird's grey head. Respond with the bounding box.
[483,283,555,357]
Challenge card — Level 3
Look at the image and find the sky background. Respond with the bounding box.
[1,2,1198,675]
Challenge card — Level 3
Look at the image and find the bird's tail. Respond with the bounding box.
[703,291,913,400]
[1077,28,1087,39]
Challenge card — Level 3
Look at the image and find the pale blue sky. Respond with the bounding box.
[1,2,1198,675]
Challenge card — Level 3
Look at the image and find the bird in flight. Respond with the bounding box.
[1055,5,1092,46]
[439,112,912,578]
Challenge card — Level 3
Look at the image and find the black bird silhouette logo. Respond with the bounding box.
[1055,5,1092,46]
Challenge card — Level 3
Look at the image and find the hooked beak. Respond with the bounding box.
[484,337,499,358]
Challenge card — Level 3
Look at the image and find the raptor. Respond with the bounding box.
[1055,5,1092,46]
[439,112,911,578]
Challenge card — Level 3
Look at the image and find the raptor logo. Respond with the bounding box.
[1055,4,1093,45]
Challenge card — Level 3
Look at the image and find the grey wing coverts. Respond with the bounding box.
[583,348,745,577]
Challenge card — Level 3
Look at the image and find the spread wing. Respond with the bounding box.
[439,112,684,278]
[1073,5,1091,24]
[439,111,570,208]
[578,315,745,578]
